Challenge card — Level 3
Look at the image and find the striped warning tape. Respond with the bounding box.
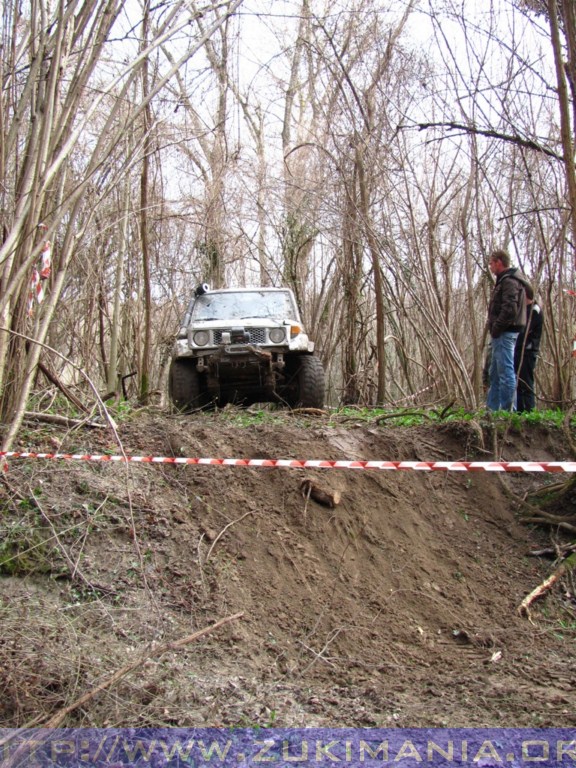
[1,451,575,472]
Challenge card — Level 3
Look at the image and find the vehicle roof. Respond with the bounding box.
[200,287,293,293]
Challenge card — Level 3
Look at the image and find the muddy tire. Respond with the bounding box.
[168,359,205,411]
[294,355,325,408]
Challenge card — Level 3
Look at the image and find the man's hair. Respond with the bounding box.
[525,285,534,300]
[490,249,511,268]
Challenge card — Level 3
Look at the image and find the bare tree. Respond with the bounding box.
[3,0,576,427]
[0,0,246,449]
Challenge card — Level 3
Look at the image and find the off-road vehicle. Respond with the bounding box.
[169,285,325,410]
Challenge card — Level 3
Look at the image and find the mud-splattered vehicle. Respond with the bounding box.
[169,285,325,410]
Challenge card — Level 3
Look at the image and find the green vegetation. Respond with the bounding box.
[103,398,140,423]
[27,392,83,418]
[0,513,59,576]
[209,404,573,430]
[332,405,571,428]
[26,390,143,424]
[542,610,576,641]
[0,487,109,578]
[25,393,572,431]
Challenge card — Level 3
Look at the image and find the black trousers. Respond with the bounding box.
[514,349,538,412]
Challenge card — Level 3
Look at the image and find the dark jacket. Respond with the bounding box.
[488,267,532,338]
[516,302,543,355]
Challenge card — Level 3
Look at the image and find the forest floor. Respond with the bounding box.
[1,408,575,729]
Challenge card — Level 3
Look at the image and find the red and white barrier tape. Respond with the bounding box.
[1,451,575,472]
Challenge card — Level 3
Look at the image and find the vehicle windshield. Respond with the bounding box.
[191,291,298,322]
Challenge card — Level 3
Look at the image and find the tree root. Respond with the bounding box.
[23,411,105,428]
[518,553,576,619]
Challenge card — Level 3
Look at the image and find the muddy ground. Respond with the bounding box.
[1,409,575,729]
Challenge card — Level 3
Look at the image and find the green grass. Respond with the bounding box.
[198,404,573,430]
[216,404,286,426]
[481,408,571,431]
[103,398,141,422]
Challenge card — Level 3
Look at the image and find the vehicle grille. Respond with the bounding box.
[213,328,268,345]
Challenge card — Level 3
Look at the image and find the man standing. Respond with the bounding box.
[486,249,532,411]
[514,287,543,412]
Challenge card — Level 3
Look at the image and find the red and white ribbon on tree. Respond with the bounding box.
[27,233,52,317]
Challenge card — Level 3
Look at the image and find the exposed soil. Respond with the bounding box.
[1,410,575,729]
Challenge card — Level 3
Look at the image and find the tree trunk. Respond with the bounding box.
[548,0,576,256]
[356,141,386,404]
[108,179,131,394]
[139,4,152,404]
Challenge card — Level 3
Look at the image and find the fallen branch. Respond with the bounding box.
[204,511,254,563]
[521,515,576,534]
[298,627,343,677]
[525,480,569,499]
[528,542,576,558]
[38,611,244,729]
[37,360,88,413]
[287,407,329,417]
[296,638,337,668]
[0,327,119,452]
[23,411,105,428]
[34,492,95,590]
[518,553,576,619]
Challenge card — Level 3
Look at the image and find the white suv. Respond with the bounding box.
[169,286,325,410]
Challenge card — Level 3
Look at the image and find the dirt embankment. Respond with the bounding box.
[1,411,575,728]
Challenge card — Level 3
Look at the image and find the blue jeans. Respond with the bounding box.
[486,332,519,411]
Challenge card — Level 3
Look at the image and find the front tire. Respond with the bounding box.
[168,359,206,411]
[294,355,325,408]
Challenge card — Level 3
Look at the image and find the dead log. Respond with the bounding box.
[23,411,105,429]
[518,552,576,618]
[300,478,341,508]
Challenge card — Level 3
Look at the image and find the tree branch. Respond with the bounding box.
[41,612,244,729]
[401,121,563,161]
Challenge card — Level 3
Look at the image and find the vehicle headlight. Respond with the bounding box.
[193,330,210,346]
[269,328,285,344]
